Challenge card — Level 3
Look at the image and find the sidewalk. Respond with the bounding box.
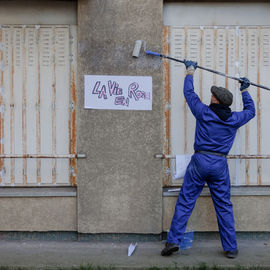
[0,239,269,269]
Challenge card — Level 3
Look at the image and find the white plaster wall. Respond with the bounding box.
[0,0,77,25]
[164,2,270,26]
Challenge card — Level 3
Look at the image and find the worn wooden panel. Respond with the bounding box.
[2,27,11,185]
[186,28,200,154]
[260,29,270,185]
[0,25,76,186]
[40,27,53,184]
[168,26,270,186]
[25,27,38,185]
[170,27,185,157]
[69,25,77,186]
[245,28,260,185]
[0,28,4,185]
[55,27,69,184]
[169,27,185,183]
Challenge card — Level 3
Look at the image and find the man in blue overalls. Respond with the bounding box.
[161,60,256,258]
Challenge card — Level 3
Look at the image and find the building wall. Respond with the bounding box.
[163,195,270,232]
[77,0,164,233]
[0,0,268,235]
[0,0,76,25]
[0,196,77,231]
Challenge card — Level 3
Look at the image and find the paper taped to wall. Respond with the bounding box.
[174,154,192,179]
[84,75,152,111]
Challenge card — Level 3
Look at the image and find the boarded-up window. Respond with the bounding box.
[0,25,77,186]
[166,26,270,186]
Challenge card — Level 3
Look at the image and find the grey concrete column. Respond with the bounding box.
[77,0,163,233]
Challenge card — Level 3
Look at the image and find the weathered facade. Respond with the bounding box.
[0,0,269,236]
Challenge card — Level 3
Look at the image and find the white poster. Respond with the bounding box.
[84,75,152,110]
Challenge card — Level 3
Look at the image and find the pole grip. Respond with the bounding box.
[145,50,162,57]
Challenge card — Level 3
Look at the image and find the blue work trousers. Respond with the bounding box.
[167,153,237,252]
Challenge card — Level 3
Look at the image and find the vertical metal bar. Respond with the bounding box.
[52,27,57,184]
[245,27,250,185]
[10,28,15,185]
[22,26,27,185]
[0,28,4,185]
[36,27,41,185]
[162,26,171,187]
[257,27,262,185]
[184,27,188,154]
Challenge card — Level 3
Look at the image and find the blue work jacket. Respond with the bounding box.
[184,75,256,155]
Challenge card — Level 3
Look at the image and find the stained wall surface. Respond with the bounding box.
[77,0,164,233]
[163,195,270,232]
[0,0,77,25]
[0,197,77,231]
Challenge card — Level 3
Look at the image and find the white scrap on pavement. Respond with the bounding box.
[128,242,137,256]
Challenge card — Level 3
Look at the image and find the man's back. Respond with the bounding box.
[183,75,256,155]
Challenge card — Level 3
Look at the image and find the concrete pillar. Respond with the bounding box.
[77,0,163,233]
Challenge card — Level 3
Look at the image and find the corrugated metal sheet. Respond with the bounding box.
[166,26,270,186]
[0,25,77,186]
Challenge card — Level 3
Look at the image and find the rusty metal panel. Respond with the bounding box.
[69,25,77,186]
[39,26,53,184]
[0,25,76,186]
[167,26,270,186]
[260,28,270,185]
[54,27,70,185]
[0,28,4,185]
[25,27,38,185]
[169,27,185,185]
[162,26,171,187]
[3,26,13,185]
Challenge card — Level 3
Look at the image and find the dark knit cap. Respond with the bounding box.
[211,86,233,106]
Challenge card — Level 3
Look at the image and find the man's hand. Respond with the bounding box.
[184,60,197,75]
[240,77,251,91]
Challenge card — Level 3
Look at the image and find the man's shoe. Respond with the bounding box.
[225,250,238,259]
[161,242,179,256]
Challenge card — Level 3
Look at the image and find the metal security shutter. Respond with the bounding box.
[165,26,270,186]
[0,25,77,186]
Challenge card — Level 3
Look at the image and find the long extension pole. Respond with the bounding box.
[146,50,270,91]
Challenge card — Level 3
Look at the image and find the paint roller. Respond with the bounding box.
[132,40,270,91]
